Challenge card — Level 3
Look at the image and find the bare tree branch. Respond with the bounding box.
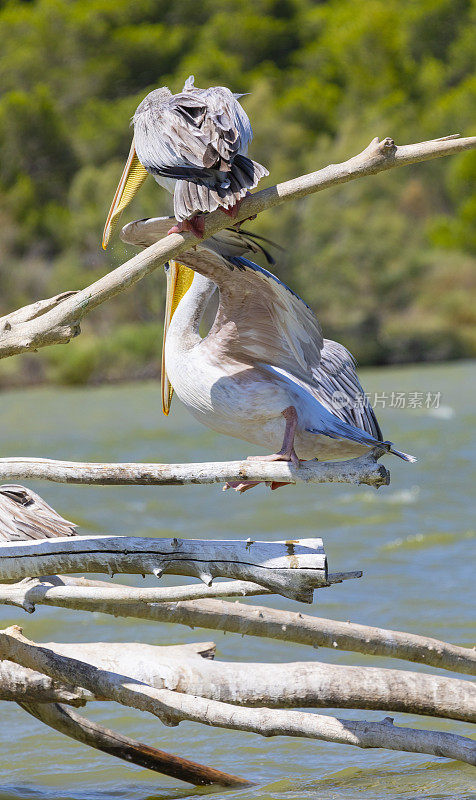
[0,659,92,705]
[0,535,330,601]
[19,701,251,786]
[0,451,390,488]
[12,638,475,723]
[0,570,362,612]
[59,594,472,676]
[1,134,474,360]
[3,577,473,675]
[1,626,474,765]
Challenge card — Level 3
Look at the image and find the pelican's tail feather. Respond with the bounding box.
[386,445,417,463]
[173,155,268,221]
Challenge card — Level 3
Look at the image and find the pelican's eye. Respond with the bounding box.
[164,262,170,274]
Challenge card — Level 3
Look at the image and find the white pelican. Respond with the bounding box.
[121,218,415,492]
[103,75,268,247]
[0,485,76,541]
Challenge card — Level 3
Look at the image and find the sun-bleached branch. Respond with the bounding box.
[0,570,361,612]
[1,134,475,360]
[0,534,330,602]
[0,451,390,489]
[10,638,475,723]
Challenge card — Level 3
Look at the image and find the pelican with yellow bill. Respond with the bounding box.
[102,76,268,249]
[123,220,416,493]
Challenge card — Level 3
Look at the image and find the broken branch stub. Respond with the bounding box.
[0,535,328,602]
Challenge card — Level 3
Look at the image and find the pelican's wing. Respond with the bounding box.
[310,340,383,439]
[175,250,323,380]
[0,485,77,542]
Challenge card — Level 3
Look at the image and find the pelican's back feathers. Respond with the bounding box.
[133,76,268,220]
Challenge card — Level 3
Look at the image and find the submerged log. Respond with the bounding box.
[20,702,251,787]
[0,535,329,602]
[0,626,474,766]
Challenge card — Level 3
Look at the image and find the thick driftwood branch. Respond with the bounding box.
[19,702,250,787]
[1,627,474,766]
[1,134,474,359]
[0,535,329,602]
[0,571,362,613]
[63,596,473,676]
[13,639,474,724]
[0,642,214,703]
[0,452,390,488]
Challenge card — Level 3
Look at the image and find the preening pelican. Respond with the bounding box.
[103,75,268,247]
[121,219,415,492]
[0,485,76,542]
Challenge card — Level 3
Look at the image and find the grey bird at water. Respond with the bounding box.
[103,76,268,247]
[0,485,77,542]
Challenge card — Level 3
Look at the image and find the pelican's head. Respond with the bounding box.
[102,87,173,250]
[161,260,195,415]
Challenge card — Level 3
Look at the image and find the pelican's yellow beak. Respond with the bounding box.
[161,260,195,415]
[102,138,149,249]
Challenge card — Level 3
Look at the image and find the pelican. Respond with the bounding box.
[121,219,415,492]
[0,485,76,542]
[102,75,268,247]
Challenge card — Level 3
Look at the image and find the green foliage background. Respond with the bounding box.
[0,0,475,386]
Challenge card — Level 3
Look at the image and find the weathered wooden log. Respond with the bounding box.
[1,626,474,766]
[0,134,475,360]
[0,535,329,601]
[15,639,474,723]
[19,702,251,787]
[0,453,390,489]
[0,571,362,613]
[0,642,215,703]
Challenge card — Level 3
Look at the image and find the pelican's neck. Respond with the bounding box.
[168,272,216,348]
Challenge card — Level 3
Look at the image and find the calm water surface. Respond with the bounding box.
[0,361,474,800]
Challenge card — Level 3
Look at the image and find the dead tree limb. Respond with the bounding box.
[54,594,472,676]
[19,701,251,787]
[0,535,329,601]
[7,577,471,675]
[1,134,474,360]
[0,626,474,765]
[12,639,474,724]
[0,570,361,612]
[0,452,390,488]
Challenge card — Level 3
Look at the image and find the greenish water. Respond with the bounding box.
[0,360,474,800]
